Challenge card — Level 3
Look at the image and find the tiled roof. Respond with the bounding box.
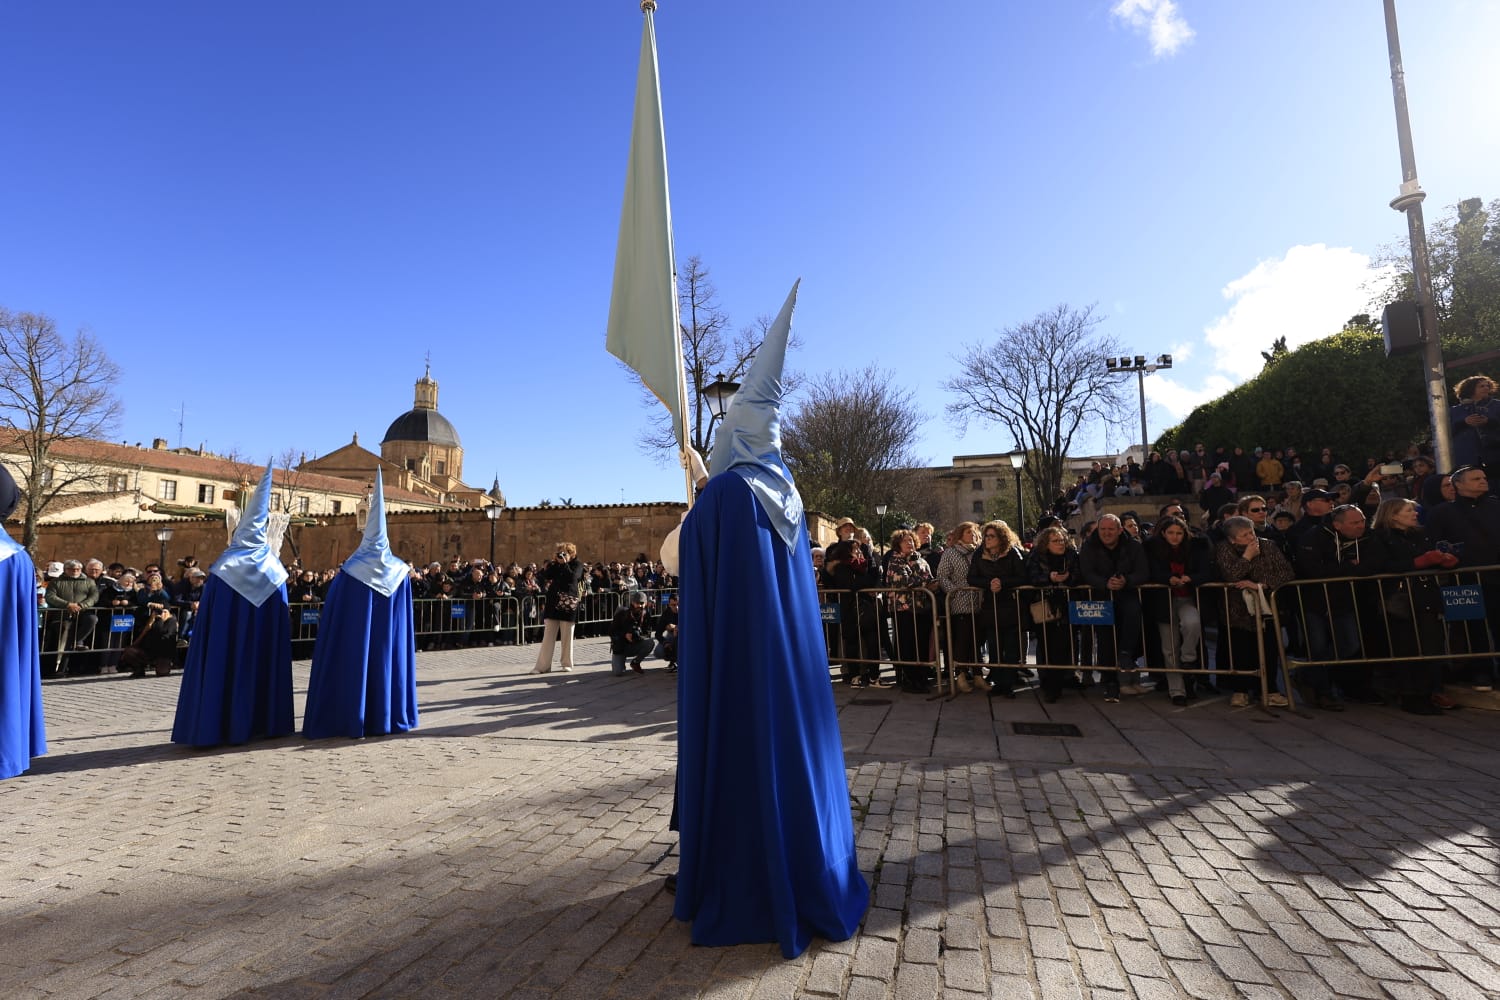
[0,432,453,508]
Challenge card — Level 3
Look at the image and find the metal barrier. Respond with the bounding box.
[939,583,1278,705]
[816,587,946,695]
[1270,565,1498,673]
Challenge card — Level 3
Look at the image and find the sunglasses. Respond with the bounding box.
[1248,507,1266,513]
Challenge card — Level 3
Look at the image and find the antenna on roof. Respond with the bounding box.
[175,401,187,448]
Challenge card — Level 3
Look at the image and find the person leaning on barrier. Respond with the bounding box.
[44,559,99,653]
[1214,516,1294,709]
[1364,497,1459,715]
[823,518,883,687]
[1079,514,1149,703]
[936,521,990,694]
[968,519,1029,698]
[885,528,938,694]
[1025,524,1083,703]
[1295,505,1383,705]
[1143,515,1210,706]
[1424,465,1500,691]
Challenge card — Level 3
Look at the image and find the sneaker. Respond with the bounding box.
[1230,692,1250,708]
[1103,686,1121,704]
[630,658,643,673]
[1431,693,1457,710]
[1118,684,1146,697]
[1266,692,1290,707]
[1473,683,1493,693]
[1171,695,1188,707]
[955,673,973,693]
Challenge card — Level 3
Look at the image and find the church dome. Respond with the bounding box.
[380,364,461,447]
[381,408,461,447]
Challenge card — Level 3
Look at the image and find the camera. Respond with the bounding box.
[1379,463,1404,476]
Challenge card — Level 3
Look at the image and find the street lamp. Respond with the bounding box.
[354,482,373,532]
[702,373,740,422]
[874,502,888,555]
[1103,354,1173,459]
[485,502,505,567]
[155,525,174,572]
[1009,453,1025,534]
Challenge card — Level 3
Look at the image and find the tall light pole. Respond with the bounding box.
[1383,0,1453,470]
[1104,354,1173,458]
[1009,453,1025,535]
[875,502,888,556]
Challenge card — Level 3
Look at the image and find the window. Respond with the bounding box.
[271,494,283,512]
[971,478,983,491]
[435,460,446,475]
[331,500,343,515]
[109,473,129,492]
[160,479,177,501]
[406,459,417,472]
[198,484,215,504]
[972,501,985,514]
[296,497,310,515]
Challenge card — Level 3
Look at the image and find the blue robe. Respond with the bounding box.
[171,576,294,747]
[0,545,46,779]
[302,573,418,739]
[673,473,869,958]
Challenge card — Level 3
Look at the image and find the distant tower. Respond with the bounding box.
[380,363,464,486]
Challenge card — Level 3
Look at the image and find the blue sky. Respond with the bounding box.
[3,2,1497,507]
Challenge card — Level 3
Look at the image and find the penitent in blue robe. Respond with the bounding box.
[302,574,418,739]
[673,472,869,959]
[0,541,46,779]
[170,576,294,747]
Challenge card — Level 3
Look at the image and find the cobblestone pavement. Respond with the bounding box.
[3,639,1499,999]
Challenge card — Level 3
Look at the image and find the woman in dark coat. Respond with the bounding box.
[1364,498,1458,715]
[1024,525,1082,702]
[884,529,937,693]
[532,542,585,673]
[968,519,1029,698]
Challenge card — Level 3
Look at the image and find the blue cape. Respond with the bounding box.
[171,575,294,747]
[0,540,46,779]
[303,573,419,739]
[673,472,868,958]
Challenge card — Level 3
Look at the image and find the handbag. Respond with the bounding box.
[554,592,579,614]
[1029,595,1060,624]
[1241,586,1274,618]
[1382,583,1412,619]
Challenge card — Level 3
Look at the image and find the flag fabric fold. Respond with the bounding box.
[606,7,687,451]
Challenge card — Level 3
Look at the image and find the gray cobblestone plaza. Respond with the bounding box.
[3,639,1499,999]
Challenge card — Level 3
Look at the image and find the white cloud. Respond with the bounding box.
[1110,0,1195,58]
[1204,243,1384,380]
[1149,244,1388,422]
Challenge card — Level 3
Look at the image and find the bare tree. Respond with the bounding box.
[633,255,800,462]
[0,308,124,551]
[782,366,929,521]
[944,304,1129,506]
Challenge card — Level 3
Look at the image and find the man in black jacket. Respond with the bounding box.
[1425,466,1500,689]
[1296,505,1381,703]
[1079,515,1149,702]
[610,591,656,675]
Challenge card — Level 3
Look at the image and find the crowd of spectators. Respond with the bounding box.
[811,375,1500,716]
[37,549,680,672]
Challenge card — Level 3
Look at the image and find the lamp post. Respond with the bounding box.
[875,502,888,555]
[1009,452,1025,534]
[1381,0,1453,470]
[155,525,174,572]
[702,373,739,425]
[354,482,372,533]
[485,502,504,567]
[1103,354,1173,459]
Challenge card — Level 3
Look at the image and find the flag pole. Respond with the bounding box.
[641,0,696,509]
[607,0,696,511]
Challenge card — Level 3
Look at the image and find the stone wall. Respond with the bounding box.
[10,503,844,570]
